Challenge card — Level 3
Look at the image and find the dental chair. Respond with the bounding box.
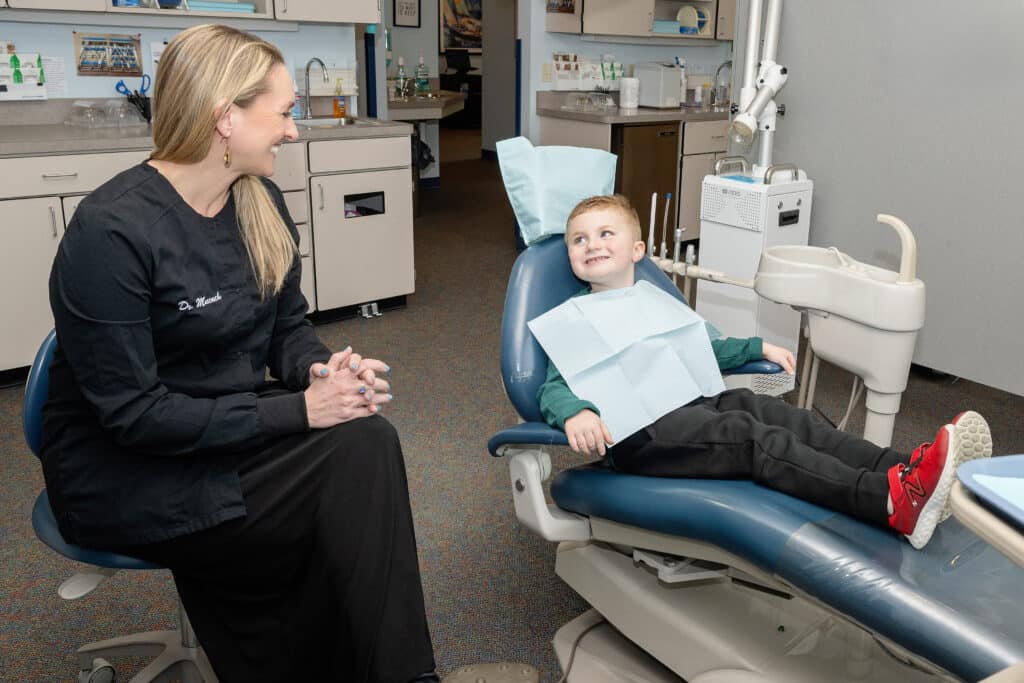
[23,330,216,683]
[489,236,1024,683]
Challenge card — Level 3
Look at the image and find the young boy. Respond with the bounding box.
[537,194,993,549]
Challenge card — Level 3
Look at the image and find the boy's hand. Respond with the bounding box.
[763,342,796,374]
[565,409,614,457]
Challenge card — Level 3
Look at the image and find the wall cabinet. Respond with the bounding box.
[7,0,105,10]
[273,0,378,23]
[0,197,64,371]
[580,0,724,40]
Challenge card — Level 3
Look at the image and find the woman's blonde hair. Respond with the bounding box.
[151,24,295,298]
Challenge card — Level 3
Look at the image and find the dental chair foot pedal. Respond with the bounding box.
[442,662,539,682]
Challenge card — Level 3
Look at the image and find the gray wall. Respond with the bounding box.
[736,0,1024,395]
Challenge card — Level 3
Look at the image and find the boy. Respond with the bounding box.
[537,195,992,549]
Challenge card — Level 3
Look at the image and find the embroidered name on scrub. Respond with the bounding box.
[178,292,223,311]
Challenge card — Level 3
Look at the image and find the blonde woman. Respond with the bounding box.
[43,24,438,682]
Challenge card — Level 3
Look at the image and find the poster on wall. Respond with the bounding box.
[439,0,481,54]
[395,0,421,28]
[546,0,575,12]
[74,32,143,77]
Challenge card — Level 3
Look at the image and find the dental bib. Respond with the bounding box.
[529,281,725,442]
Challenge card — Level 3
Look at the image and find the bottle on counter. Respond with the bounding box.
[333,78,347,118]
[675,57,686,107]
[395,56,407,98]
[415,50,429,94]
[292,91,303,119]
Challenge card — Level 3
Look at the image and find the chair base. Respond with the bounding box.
[77,631,216,683]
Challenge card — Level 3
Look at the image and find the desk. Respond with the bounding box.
[388,91,465,214]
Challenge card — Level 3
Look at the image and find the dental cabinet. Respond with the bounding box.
[549,0,735,42]
[0,126,413,373]
[3,0,379,24]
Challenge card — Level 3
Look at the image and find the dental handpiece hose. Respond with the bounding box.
[647,192,657,259]
[672,228,684,285]
[660,192,672,266]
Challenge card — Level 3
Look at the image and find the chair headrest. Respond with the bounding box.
[500,238,687,422]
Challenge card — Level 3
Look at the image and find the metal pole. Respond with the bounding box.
[740,0,764,107]
[762,0,783,64]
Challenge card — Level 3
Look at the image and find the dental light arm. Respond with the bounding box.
[730,0,789,173]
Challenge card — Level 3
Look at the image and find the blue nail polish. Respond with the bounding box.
[358,386,366,394]
[383,364,391,372]
[350,362,358,370]
[387,393,393,400]
[319,368,328,376]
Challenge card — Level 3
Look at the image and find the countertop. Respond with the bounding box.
[0,118,414,158]
[536,104,729,125]
[387,91,465,122]
[536,90,729,125]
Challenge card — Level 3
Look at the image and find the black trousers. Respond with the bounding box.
[608,389,909,525]
[120,415,435,683]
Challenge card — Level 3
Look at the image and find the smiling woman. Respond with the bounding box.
[42,23,441,683]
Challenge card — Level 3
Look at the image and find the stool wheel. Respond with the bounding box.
[80,658,115,683]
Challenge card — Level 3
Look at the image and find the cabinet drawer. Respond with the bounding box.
[0,150,147,200]
[308,137,410,174]
[283,190,308,224]
[295,222,312,257]
[683,120,729,155]
[269,142,306,191]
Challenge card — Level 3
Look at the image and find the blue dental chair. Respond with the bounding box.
[23,330,217,683]
[489,237,1024,682]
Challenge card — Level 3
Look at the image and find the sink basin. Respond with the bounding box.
[295,117,379,129]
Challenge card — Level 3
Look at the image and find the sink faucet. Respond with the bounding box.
[303,57,329,120]
[712,59,732,106]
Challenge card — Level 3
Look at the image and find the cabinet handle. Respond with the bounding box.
[711,135,726,139]
[318,184,325,211]
[49,206,58,238]
[42,171,78,180]
[282,0,287,11]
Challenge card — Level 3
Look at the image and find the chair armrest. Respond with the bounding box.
[722,360,783,376]
[488,422,569,457]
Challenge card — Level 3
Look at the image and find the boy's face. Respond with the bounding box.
[566,207,645,292]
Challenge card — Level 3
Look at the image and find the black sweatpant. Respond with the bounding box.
[119,415,435,683]
[608,389,909,526]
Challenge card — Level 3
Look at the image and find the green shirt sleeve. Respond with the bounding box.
[711,336,764,371]
[537,360,600,431]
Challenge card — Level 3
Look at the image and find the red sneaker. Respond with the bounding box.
[941,411,993,521]
[888,424,958,549]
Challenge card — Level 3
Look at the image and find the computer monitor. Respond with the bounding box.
[445,48,472,75]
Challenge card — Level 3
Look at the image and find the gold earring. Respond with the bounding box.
[223,144,231,168]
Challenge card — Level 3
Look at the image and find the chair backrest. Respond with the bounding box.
[500,236,687,422]
[23,329,57,460]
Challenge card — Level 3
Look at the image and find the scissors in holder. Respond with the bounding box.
[116,75,152,123]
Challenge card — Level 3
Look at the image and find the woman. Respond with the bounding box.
[43,24,437,682]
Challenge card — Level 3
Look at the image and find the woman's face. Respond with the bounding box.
[227,63,299,178]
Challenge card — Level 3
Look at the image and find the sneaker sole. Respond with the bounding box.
[906,424,958,550]
[941,411,993,521]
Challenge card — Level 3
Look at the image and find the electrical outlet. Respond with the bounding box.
[541,62,553,83]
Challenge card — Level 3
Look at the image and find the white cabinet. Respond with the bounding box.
[7,0,104,9]
[0,197,63,370]
[310,168,413,310]
[273,0,379,23]
[678,120,729,241]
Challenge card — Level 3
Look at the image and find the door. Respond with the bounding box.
[310,169,413,310]
[274,0,379,23]
[0,197,63,370]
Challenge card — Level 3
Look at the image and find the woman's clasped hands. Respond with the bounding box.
[304,347,393,428]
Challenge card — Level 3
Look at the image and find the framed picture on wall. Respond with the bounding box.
[439,0,482,54]
[394,0,421,28]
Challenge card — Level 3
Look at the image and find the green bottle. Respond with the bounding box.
[10,54,22,84]
[36,54,45,86]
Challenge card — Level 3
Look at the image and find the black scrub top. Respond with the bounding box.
[42,162,332,547]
